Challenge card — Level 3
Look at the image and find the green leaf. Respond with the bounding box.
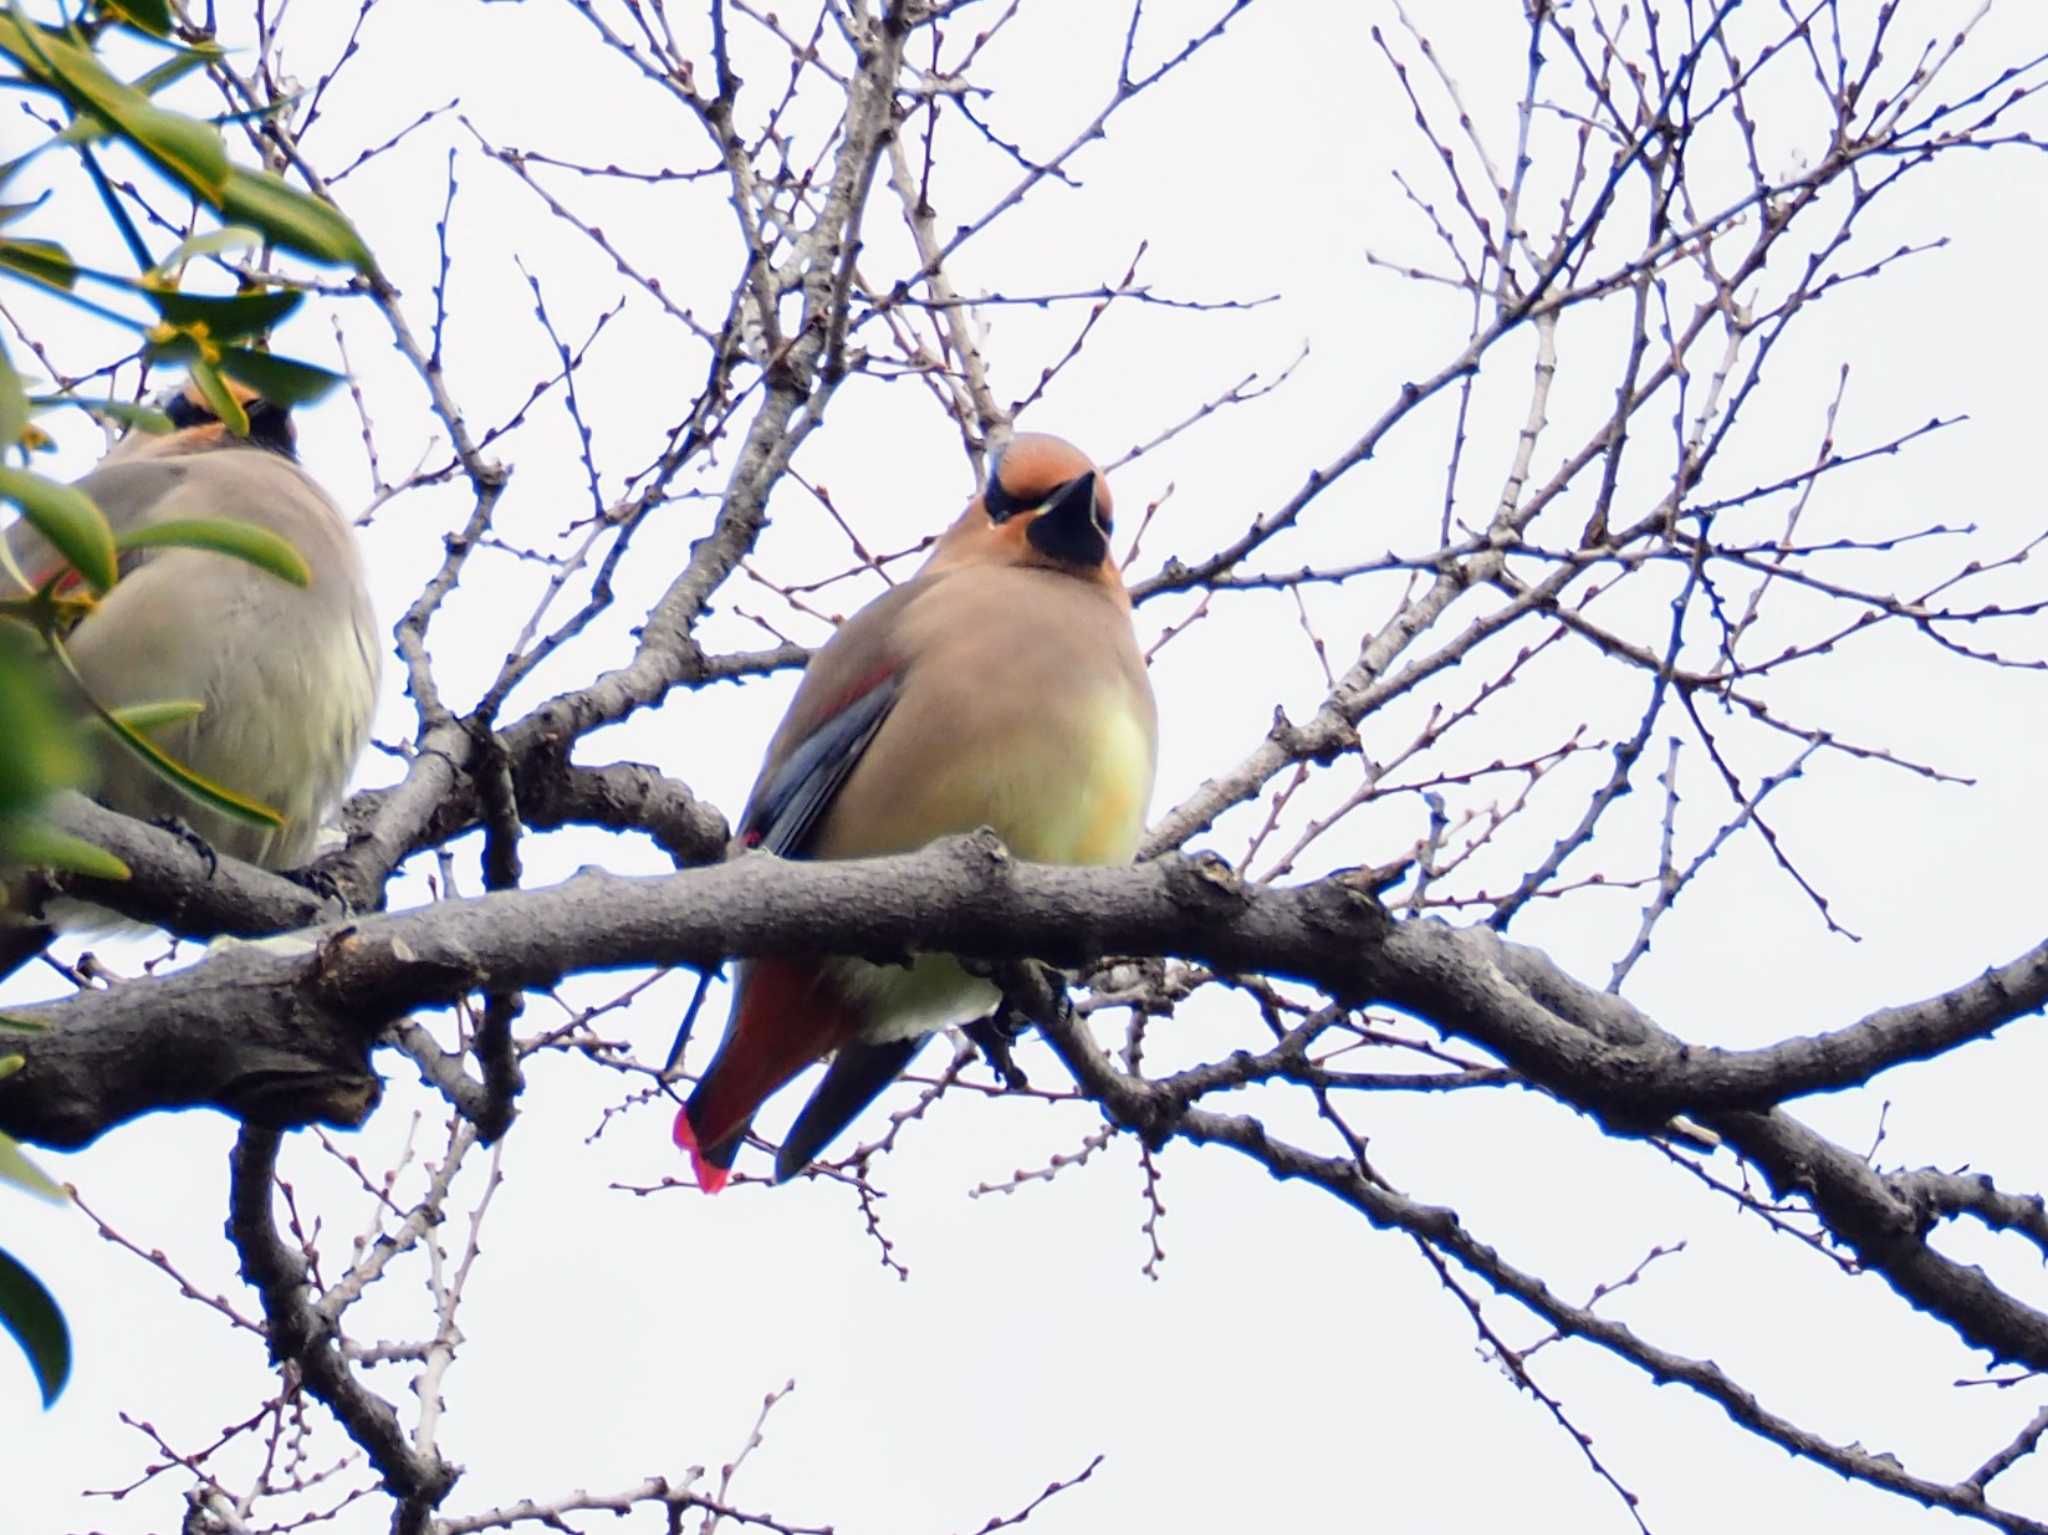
[0,192,50,226]
[151,224,262,277]
[0,343,26,450]
[99,0,174,38]
[117,518,308,586]
[0,8,61,87]
[0,1133,62,1203]
[219,166,372,271]
[95,711,281,828]
[0,13,228,203]
[0,631,86,814]
[0,818,129,879]
[185,358,247,437]
[0,1243,70,1408]
[144,284,300,342]
[218,346,343,408]
[27,395,172,435]
[0,467,116,593]
[0,236,77,292]
[126,42,224,97]
[0,141,50,193]
[47,43,221,152]
[0,1016,47,1035]
[53,65,271,166]
[99,697,203,734]
[108,102,232,204]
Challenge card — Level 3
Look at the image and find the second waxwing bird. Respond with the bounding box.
[670,432,1158,1191]
[0,376,381,968]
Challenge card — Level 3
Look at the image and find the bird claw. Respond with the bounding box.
[282,860,346,906]
[150,815,218,879]
[963,1007,1032,1092]
[1027,961,1076,1031]
[963,960,1082,1090]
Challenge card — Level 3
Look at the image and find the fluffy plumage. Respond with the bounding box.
[672,433,1157,1190]
[0,376,381,965]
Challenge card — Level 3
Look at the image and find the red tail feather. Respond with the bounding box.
[676,957,862,1192]
[671,1111,732,1193]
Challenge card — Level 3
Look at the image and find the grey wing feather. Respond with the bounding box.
[743,677,899,857]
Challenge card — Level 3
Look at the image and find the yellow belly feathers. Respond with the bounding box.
[836,690,1154,1044]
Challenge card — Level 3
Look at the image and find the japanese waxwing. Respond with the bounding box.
[0,375,380,966]
[670,432,1157,1190]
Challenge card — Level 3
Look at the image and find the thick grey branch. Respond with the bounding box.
[36,756,730,952]
[37,792,345,936]
[8,835,2048,1380]
[12,840,2044,1155]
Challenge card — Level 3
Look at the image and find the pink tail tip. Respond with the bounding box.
[672,1108,731,1194]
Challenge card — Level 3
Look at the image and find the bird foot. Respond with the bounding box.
[282,860,346,906]
[150,815,218,879]
[962,1012,1031,1091]
[959,958,1078,1090]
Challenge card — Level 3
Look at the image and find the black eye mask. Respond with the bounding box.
[163,391,212,430]
[161,391,297,457]
[984,468,1023,523]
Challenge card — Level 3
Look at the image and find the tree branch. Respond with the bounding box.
[8,833,2048,1380]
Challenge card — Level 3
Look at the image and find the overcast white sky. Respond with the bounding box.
[8,3,2048,1532]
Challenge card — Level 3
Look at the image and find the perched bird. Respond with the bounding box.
[0,375,381,966]
[671,433,1158,1191]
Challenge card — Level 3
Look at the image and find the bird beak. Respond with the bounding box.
[1043,471,1099,529]
[1019,474,1114,573]
[1024,471,1109,567]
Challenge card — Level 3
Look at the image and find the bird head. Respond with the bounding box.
[923,433,1125,603]
[107,375,298,464]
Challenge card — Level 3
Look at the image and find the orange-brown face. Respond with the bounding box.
[988,433,1113,532]
[924,433,1123,598]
